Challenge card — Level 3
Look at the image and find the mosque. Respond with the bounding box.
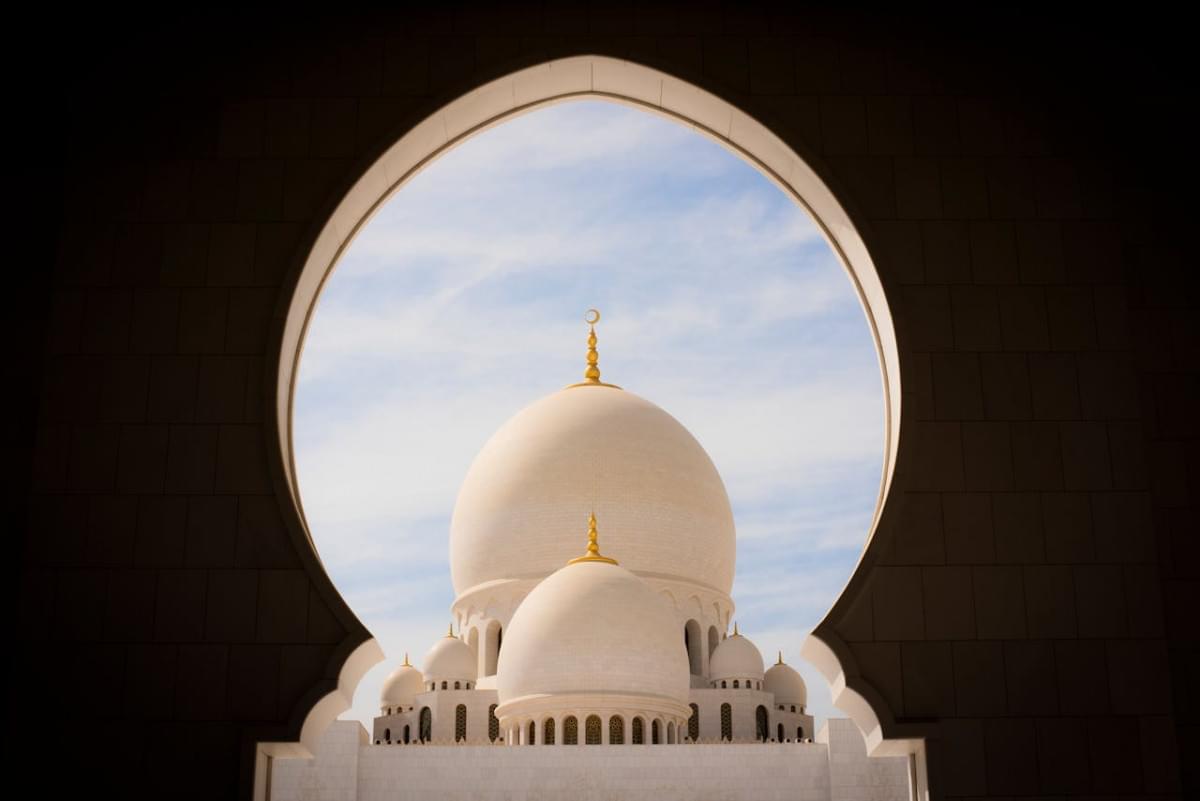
[271,312,913,801]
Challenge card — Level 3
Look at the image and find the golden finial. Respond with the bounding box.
[446,623,455,638]
[403,652,411,666]
[733,621,740,637]
[777,651,784,666]
[567,309,621,389]
[584,309,601,384]
[567,511,619,565]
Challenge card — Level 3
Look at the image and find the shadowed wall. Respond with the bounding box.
[7,7,1194,800]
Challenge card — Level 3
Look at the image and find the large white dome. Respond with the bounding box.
[450,384,736,597]
[495,557,689,707]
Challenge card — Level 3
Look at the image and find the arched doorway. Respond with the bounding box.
[264,53,912,791]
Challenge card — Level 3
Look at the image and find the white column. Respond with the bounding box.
[532,718,540,746]
[602,715,610,745]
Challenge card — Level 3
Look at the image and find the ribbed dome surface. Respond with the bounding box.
[495,559,689,706]
[450,385,736,597]
[709,632,765,681]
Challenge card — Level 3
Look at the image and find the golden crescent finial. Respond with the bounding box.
[403,652,410,666]
[566,309,622,389]
[446,622,454,638]
[733,621,740,636]
[777,650,784,665]
[567,511,618,565]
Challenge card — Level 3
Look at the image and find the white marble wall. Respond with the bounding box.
[818,719,913,801]
[275,717,915,801]
[271,719,365,801]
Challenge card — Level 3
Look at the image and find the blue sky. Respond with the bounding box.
[293,99,884,729]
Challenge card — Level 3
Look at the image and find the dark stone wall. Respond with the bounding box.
[7,7,1193,800]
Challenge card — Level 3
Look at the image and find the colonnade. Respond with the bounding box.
[502,713,688,746]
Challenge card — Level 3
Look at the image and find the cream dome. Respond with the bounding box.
[380,658,424,708]
[495,555,689,708]
[422,633,477,683]
[450,384,736,598]
[710,629,764,682]
[764,657,807,706]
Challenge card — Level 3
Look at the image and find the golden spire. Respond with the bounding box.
[403,652,411,666]
[446,622,455,638]
[584,308,601,384]
[733,621,740,637]
[567,309,621,389]
[777,651,784,666]
[567,511,618,565]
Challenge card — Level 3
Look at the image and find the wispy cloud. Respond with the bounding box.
[295,100,883,728]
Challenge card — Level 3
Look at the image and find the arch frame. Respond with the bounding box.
[262,50,923,790]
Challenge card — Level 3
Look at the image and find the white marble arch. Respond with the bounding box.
[262,54,915,801]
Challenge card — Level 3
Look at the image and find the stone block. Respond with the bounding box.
[895,157,942,219]
[954,641,1006,715]
[943,492,994,565]
[1003,640,1058,714]
[1022,565,1075,638]
[205,570,257,642]
[996,286,1049,351]
[951,285,1002,351]
[984,718,1038,794]
[870,565,925,640]
[973,565,1026,638]
[932,352,983,419]
[257,569,309,643]
[154,569,206,642]
[902,641,957,716]
[1059,422,1112,490]
[922,566,975,639]
[1028,352,1079,419]
[969,221,1018,284]
[1009,421,1063,491]
[962,422,1013,491]
[939,158,988,219]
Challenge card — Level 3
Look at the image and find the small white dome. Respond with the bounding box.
[496,555,689,707]
[709,629,764,682]
[422,634,477,683]
[764,657,807,706]
[450,385,736,598]
[380,659,424,708]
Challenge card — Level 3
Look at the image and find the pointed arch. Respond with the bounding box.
[609,715,624,744]
[419,707,431,743]
[564,716,578,745]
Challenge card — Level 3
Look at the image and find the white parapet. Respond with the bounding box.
[273,718,914,801]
